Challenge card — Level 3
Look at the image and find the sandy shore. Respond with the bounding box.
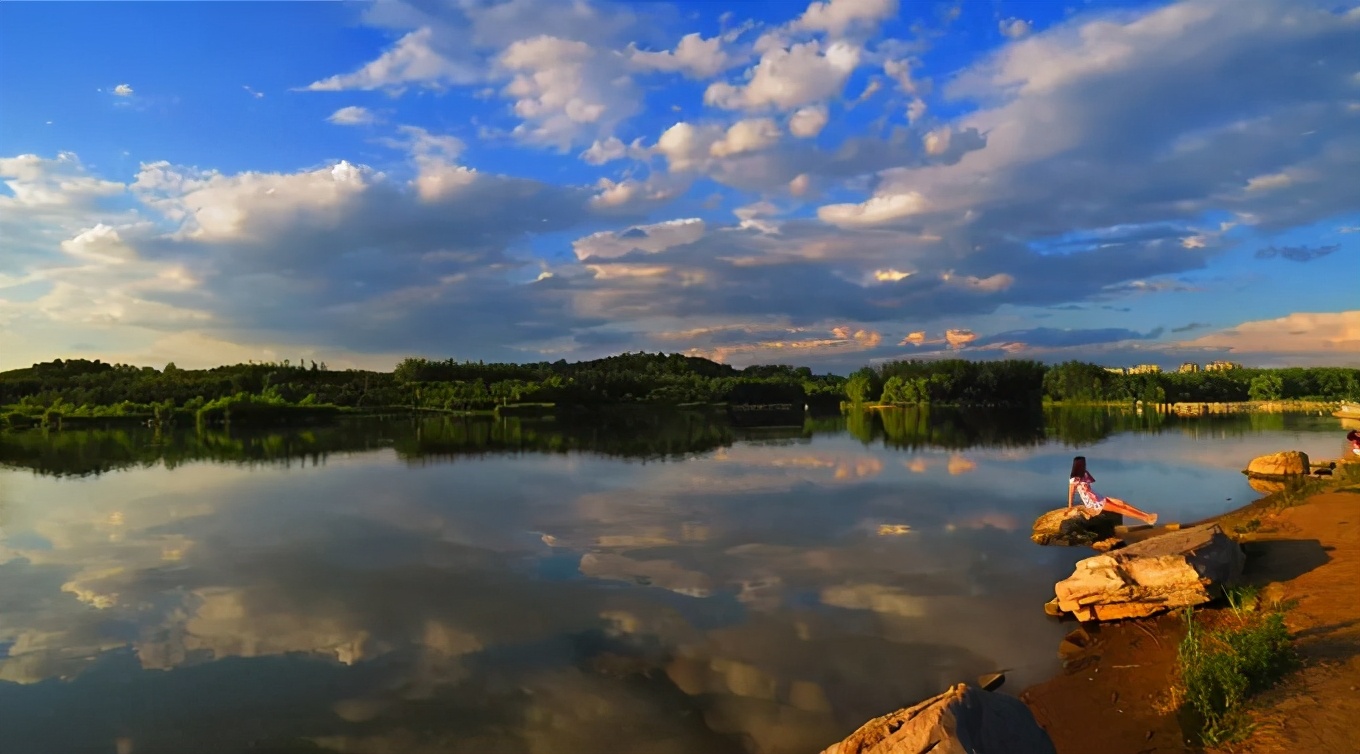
[1021,469,1360,753]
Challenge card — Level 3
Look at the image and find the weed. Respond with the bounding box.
[1233,518,1262,535]
[1222,584,1260,617]
[1176,607,1298,746]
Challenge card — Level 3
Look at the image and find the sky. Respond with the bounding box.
[1,0,1358,374]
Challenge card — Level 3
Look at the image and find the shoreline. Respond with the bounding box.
[1020,457,1360,753]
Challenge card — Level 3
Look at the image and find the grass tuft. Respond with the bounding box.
[1176,606,1298,746]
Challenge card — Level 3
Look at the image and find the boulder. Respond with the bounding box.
[1031,507,1123,547]
[1052,523,1245,622]
[820,683,1056,754]
[1245,451,1310,479]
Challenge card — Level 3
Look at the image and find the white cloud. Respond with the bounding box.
[999,18,1032,39]
[581,137,627,164]
[0,153,125,210]
[573,218,706,260]
[630,33,731,79]
[132,160,372,241]
[327,106,377,126]
[734,202,781,234]
[795,0,899,38]
[1174,310,1360,357]
[922,127,951,156]
[113,83,134,97]
[704,40,861,111]
[303,27,473,92]
[817,192,927,227]
[499,35,641,148]
[788,105,830,137]
[1244,172,1292,192]
[588,177,679,212]
[654,121,724,172]
[709,118,782,158]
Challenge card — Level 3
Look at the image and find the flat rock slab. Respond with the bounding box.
[820,682,1056,754]
[1031,507,1123,547]
[1052,523,1245,622]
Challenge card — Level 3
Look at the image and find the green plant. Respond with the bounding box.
[1222,584,1260,617]
[1177,607,1298,745]
[1233,517,1262,535]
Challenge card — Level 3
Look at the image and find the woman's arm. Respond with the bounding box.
[1067,480,1075,508]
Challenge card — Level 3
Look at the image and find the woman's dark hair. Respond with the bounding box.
[1069,456,1088,479]
[1349,429,1360,443]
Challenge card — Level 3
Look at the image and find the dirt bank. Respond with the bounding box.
[1022,483,1360,753]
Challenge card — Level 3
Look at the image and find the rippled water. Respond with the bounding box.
[0,408,1349,754]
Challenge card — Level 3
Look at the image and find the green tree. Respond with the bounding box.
[1248,374,1284,401]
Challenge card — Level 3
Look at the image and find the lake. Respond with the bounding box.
[0,408,1350,754]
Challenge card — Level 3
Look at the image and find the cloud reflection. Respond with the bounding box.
[1,410,1343,753]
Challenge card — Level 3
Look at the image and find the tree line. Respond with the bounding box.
[1037,361,1360,404]
[2,354,1356,430]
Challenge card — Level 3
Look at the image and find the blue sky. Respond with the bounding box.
[1,0,1358,374]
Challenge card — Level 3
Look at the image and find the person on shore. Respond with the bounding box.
[1067,456,1158,525]
[1347,429,1360,457]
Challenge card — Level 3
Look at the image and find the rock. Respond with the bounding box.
[978,672,1005,692]
[819,683,1056,754]
[1245,451,1310,479]
[1031,507,1123,547]
[1051,524,1245,622]
[1057,627,1092,660]
[1092,537,1122,552]
[1043,599,1064,617]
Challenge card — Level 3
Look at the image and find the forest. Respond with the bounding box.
[1,353,1356,430]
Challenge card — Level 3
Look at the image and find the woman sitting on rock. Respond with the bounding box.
[1067,456,1158,525]
[1348,429,1360,457]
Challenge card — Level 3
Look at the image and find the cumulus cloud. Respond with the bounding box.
[5,0,1360,371]
[573,218,705,260]
[704,40,861,111]
[795,0,900,38]
[112,83,134,97]
[789,105,830,138]
[0,153,125,210]
[998,18,1031,39]
[327,106,377,126]
[303,27,475,92]
[499,35,642,148]
[817,192,927,227]
[629,33,732,79]
[708,118,782,158]
[580,137,627,165]
[1171,310,1360,360]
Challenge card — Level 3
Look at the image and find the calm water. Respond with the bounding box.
[0,408,1349,754]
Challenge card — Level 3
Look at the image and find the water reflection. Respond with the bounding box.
[0,409,1350,754]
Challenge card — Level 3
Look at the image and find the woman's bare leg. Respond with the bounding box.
[1102,497,1158,525]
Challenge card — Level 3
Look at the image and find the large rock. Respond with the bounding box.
[1245,451,1310,479]
[820,683,1056,754]
[1052,524,1244,622]
[1030,507,1123,547]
